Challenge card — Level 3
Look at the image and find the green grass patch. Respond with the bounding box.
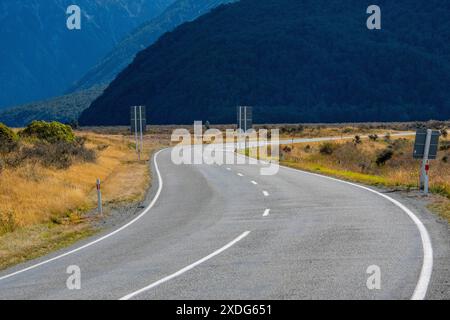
[282,160,390,187]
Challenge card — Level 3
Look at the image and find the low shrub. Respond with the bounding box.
[282,146,292,153]
[0,210,17,235]
[20,121,75,143]
[0,123,19,153]
[353,135,362,144]
[376,148,394,166]
[22,140,96,169]
[440,141,450,151]
[319,142,335,155]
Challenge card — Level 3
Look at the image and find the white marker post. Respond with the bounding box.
[424,161,430,195]
[96,179,103,215]
[421,129,432,195]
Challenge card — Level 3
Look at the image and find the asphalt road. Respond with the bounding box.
[0,145,448,300]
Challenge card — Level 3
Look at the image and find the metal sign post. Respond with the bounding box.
[130,106,147,160]
[237,106,253,132]
[421,129,432,193]
[139,106,144,156]
[237,106,253,151]
[413,129,440,195]
[134,106,140,160]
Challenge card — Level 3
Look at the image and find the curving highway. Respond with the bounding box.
[0,146,448,300]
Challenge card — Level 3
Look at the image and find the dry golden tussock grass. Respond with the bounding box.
[0,130,167,269]
[249,133,449,221]
[0,133,158,229]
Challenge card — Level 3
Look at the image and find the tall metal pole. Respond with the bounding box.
[134,106,138,152]
[239,106,242,131]
[244,106,247,132]
[420,129,432,194]
[134,106,140,161]
[236,106,242,150]
[139,106,144,156]
[244,106,247,151]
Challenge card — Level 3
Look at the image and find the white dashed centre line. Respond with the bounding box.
[262,191,269,197]
[251,181,258,185]
[263,209,270,217]
[237,173,244,177]
[120,231,251,300]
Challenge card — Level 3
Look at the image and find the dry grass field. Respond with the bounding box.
[244,124,449,222]
[0,128,169,269]
[280,137,445,186]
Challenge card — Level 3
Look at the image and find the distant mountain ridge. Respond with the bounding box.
[69,0,238,92]
[79,0,450,125]
[0,86,106,128]
[0,0,174,109]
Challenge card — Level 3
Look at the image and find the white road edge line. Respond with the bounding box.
[120,231,251,300]
[0,149,167,282]
[251,181,258,185]
[263,209,270,217]
[262,191,269,197]
[280,164,433,301]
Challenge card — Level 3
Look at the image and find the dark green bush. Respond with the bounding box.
[22,140,96,169]
[20,121,75,143]
[440,141,450,151]
[319,142,335,155]
[0,123,18,153]
[353,135,362,144]
[282,146,292,153]
[376,148,394,166]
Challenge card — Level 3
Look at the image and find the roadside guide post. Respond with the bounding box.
[96,178,103,215]
[424,160,430,194]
